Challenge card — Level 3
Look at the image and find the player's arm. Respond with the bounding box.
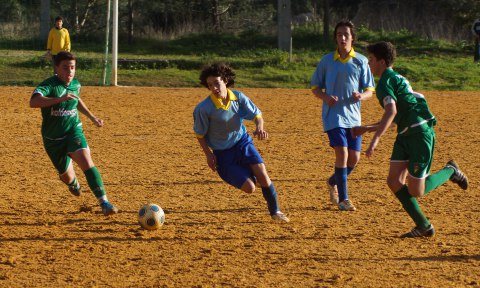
[351,123,380,138]
[365,100,397,158]
[352,88,374,101]
[311,87,338,107]
[77,98,104,127]
[196,137,216,172]
[29,92,76,108]
[65,30,71,52]
[253,115,268,140]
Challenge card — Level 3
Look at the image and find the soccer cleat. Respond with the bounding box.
[326,179,339,205]
[271,211,290,223]
[101,202,119,216]
[338,199,356,211]
[400,224,435,238]
[68,182,81,197]
[445,160,468,190]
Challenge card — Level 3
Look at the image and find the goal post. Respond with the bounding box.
[112,0,118,86]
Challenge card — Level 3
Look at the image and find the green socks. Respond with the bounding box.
[84,166,106,199]
[394,185,430,229]
[424,166,454,195]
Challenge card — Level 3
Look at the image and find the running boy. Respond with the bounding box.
[193,63,289,223]
[355,41,468,237]
[30,51,118,216]
[310,20,375,211]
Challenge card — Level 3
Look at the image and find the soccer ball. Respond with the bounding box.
[138,203,165,230]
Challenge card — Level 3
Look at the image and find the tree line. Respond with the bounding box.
[1,0,479,43]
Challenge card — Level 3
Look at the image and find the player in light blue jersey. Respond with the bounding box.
[311,20,375,211]
[30,52,118,216]
[193,63,289,223]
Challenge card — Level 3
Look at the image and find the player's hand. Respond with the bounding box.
[351,126,366,138]
[92,117,104,127]
[326,95,338,107]
[253,129,268,140]
[44,51,52,61]
[352,91,362,101]
[206,153,217,172]
[365,138,380,158]
[62,93,78,102]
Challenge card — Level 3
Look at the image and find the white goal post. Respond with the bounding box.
[112,0,118,86]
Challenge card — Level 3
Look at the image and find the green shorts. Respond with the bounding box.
[43,127,89,174]
[391,128,436,179]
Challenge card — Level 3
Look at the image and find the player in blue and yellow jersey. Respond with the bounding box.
[310,20,375,211]
[354,41,468,237]
[30,52,118,216]
[193,63,289,223]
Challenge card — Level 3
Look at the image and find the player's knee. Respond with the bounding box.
[241,180,256,194]
[387,177,403,193]
[407,186,424,198]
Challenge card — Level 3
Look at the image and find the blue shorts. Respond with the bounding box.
[213,133,264,189]
[326,127,362,151]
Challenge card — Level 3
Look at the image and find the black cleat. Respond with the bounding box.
[401,224,435,238]
[445,160,468,190]
[68,183,81,197]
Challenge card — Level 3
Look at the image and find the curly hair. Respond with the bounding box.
[199,63,236,88]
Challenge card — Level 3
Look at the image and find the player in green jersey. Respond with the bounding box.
[353,41,468,237]
[30,51,118,216]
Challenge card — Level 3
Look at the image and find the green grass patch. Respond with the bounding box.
[0,28,479,90]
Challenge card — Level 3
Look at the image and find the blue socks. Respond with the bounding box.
[262,183,279,215]
[334,167,348,202]
[328,166,354,186]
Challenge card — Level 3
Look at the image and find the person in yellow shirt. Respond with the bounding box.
[46,16,71,64]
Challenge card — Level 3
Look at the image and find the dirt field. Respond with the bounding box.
[0,87,478,287]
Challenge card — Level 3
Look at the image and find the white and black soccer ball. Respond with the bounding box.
[138,203,165,230]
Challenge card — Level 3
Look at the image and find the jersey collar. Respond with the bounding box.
[209,89,237,110]
[334,48,356,64]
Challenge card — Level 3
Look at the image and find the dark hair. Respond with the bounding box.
[54,51,76,66]
[366,41,396,67]
[55,16,63,22]
[199,63,236,88]
[334,20,357,44]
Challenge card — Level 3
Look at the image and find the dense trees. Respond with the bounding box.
[0,0,479,42]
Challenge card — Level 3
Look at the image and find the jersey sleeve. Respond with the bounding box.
[193,103,209,138]
[65,29,71,51]
[237,92,261,121]
[376,77,398,108]
[359,58,375,91]
[33,80,52,97]
[310,58,326,90]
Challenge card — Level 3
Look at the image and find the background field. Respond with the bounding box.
[0,87,479,287]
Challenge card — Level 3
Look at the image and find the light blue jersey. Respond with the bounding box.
[311,48,375,132]
[193,89,261,150]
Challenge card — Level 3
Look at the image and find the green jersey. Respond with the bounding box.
[33,76,82,139]
[376,68,436,136]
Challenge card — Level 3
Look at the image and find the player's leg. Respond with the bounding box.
[59,159,81,196]
[242,135,288,222]
[250,163,278,216]
[67,131,118,215]
[327,128,357,211]
[43,137,81,196]
[327,128,360,201]
[389,138,433,237]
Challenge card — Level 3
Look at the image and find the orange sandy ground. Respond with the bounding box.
[0,87,479,287]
